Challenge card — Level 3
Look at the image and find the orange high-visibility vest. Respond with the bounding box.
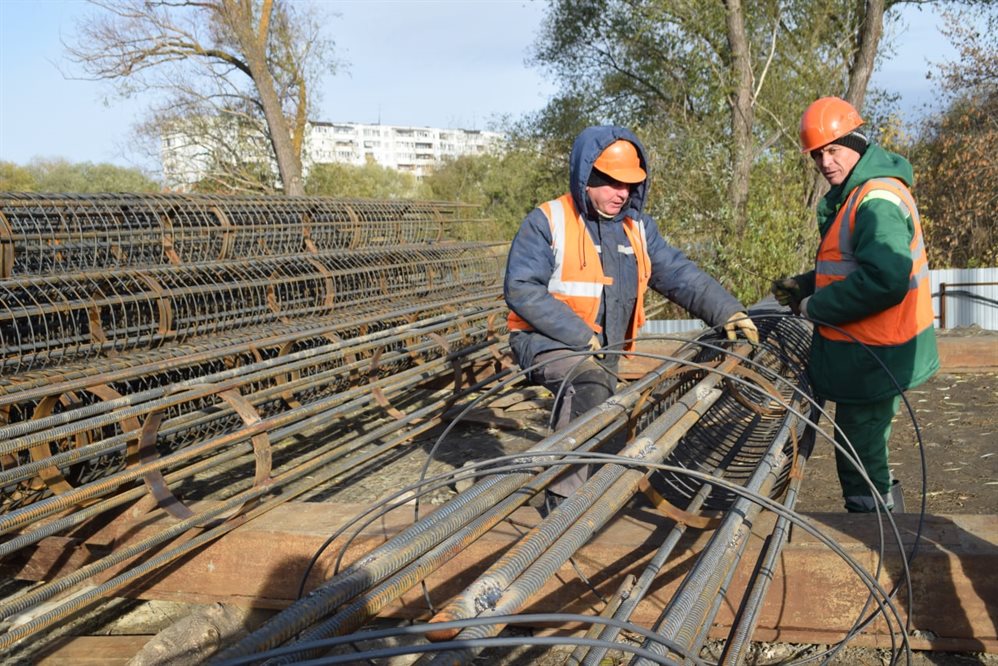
[508,194,652,351]
[814,177,934,345]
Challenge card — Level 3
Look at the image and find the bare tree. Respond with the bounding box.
[66,0,335,194]
[723,0,756,234]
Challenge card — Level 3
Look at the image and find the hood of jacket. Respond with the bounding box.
[569,126,650,220]
[819,144,915,220]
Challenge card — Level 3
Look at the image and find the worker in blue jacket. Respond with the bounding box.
[504,125,758,505]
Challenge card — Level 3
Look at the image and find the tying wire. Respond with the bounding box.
[216,613,703,666]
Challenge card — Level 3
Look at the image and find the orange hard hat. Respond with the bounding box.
[799,97,864,153]
[592,140,646,183]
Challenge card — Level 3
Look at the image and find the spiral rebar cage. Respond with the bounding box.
[1,193,872,665]
[0,193,478,276]
[0,193,508,517]
[211,318,838,666]
[646,315,815,510]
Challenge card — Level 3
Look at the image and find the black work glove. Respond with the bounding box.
[771,278,802,315]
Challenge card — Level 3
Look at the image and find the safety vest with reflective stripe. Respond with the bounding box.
[508,194,652,351]
[814,177,934,345]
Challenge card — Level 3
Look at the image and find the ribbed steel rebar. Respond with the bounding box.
[578,477,716,666]
[277,424,624,658]
[0,192,849,665]
[0,300,503,509]
[0,351,512,627]
[417,352,762,666]
[222,319,823,665]
[423,357,738,649]
[213,346,706,662]
[1,193,524,658]
[637,418,799,664]
[0,332,504,540]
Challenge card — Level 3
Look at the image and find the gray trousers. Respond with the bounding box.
[532,350,617,497]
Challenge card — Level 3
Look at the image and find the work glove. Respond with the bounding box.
[588,335,605,360]
[724,312,759,346]
[771,278,802,315]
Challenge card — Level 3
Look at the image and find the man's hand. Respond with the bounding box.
[771,278,802,315]
[724,312,759,345]
[588,335,605,359]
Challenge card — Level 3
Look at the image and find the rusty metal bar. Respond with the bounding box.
[420,356,741,657]
[212,344,709,661]
[0,193,519,657]
[935,280,998,329]
[0,193,887,665]
[0,327,503,540]
[638,416,798,664]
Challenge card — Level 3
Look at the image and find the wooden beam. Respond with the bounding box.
[10,502,997,653]
[36,635,153,665]
[621,333,998,377]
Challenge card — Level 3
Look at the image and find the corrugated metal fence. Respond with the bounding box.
[931,267,998,330]
[643,267,998,334]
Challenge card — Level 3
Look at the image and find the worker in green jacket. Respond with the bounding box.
[773,97,940,512]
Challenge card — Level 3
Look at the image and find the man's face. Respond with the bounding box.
[810,143,861,186]
[586,178,633,217]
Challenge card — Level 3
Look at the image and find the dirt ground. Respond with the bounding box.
[795,367,998,515]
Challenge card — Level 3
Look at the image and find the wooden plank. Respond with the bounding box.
[10,503,997,652]
[623,332,997,375]
[36,635,152,665]
[934,336,998,371]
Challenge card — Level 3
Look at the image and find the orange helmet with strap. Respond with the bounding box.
[592,140,646,183]
[799,97,864,153]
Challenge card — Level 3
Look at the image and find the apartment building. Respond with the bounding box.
[161,119,504,189]
[304,122,503,177]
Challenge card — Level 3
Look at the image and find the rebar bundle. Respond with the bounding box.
[0,193,918,665]
[214,318,850,666]
[0,193,513,654]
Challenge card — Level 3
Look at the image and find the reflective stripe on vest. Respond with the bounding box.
[507,194,652,351]
[814,177,934,345]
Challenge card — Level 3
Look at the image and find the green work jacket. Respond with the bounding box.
[794,144,940,403]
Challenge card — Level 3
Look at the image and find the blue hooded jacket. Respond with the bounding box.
[504,125,744,370]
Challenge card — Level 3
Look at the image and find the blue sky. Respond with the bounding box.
[0,0,964,172]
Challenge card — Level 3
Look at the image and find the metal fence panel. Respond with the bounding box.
[930,267,998,330]
[643,267,998,333]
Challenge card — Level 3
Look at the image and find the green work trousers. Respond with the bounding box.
[833,395,902,512]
